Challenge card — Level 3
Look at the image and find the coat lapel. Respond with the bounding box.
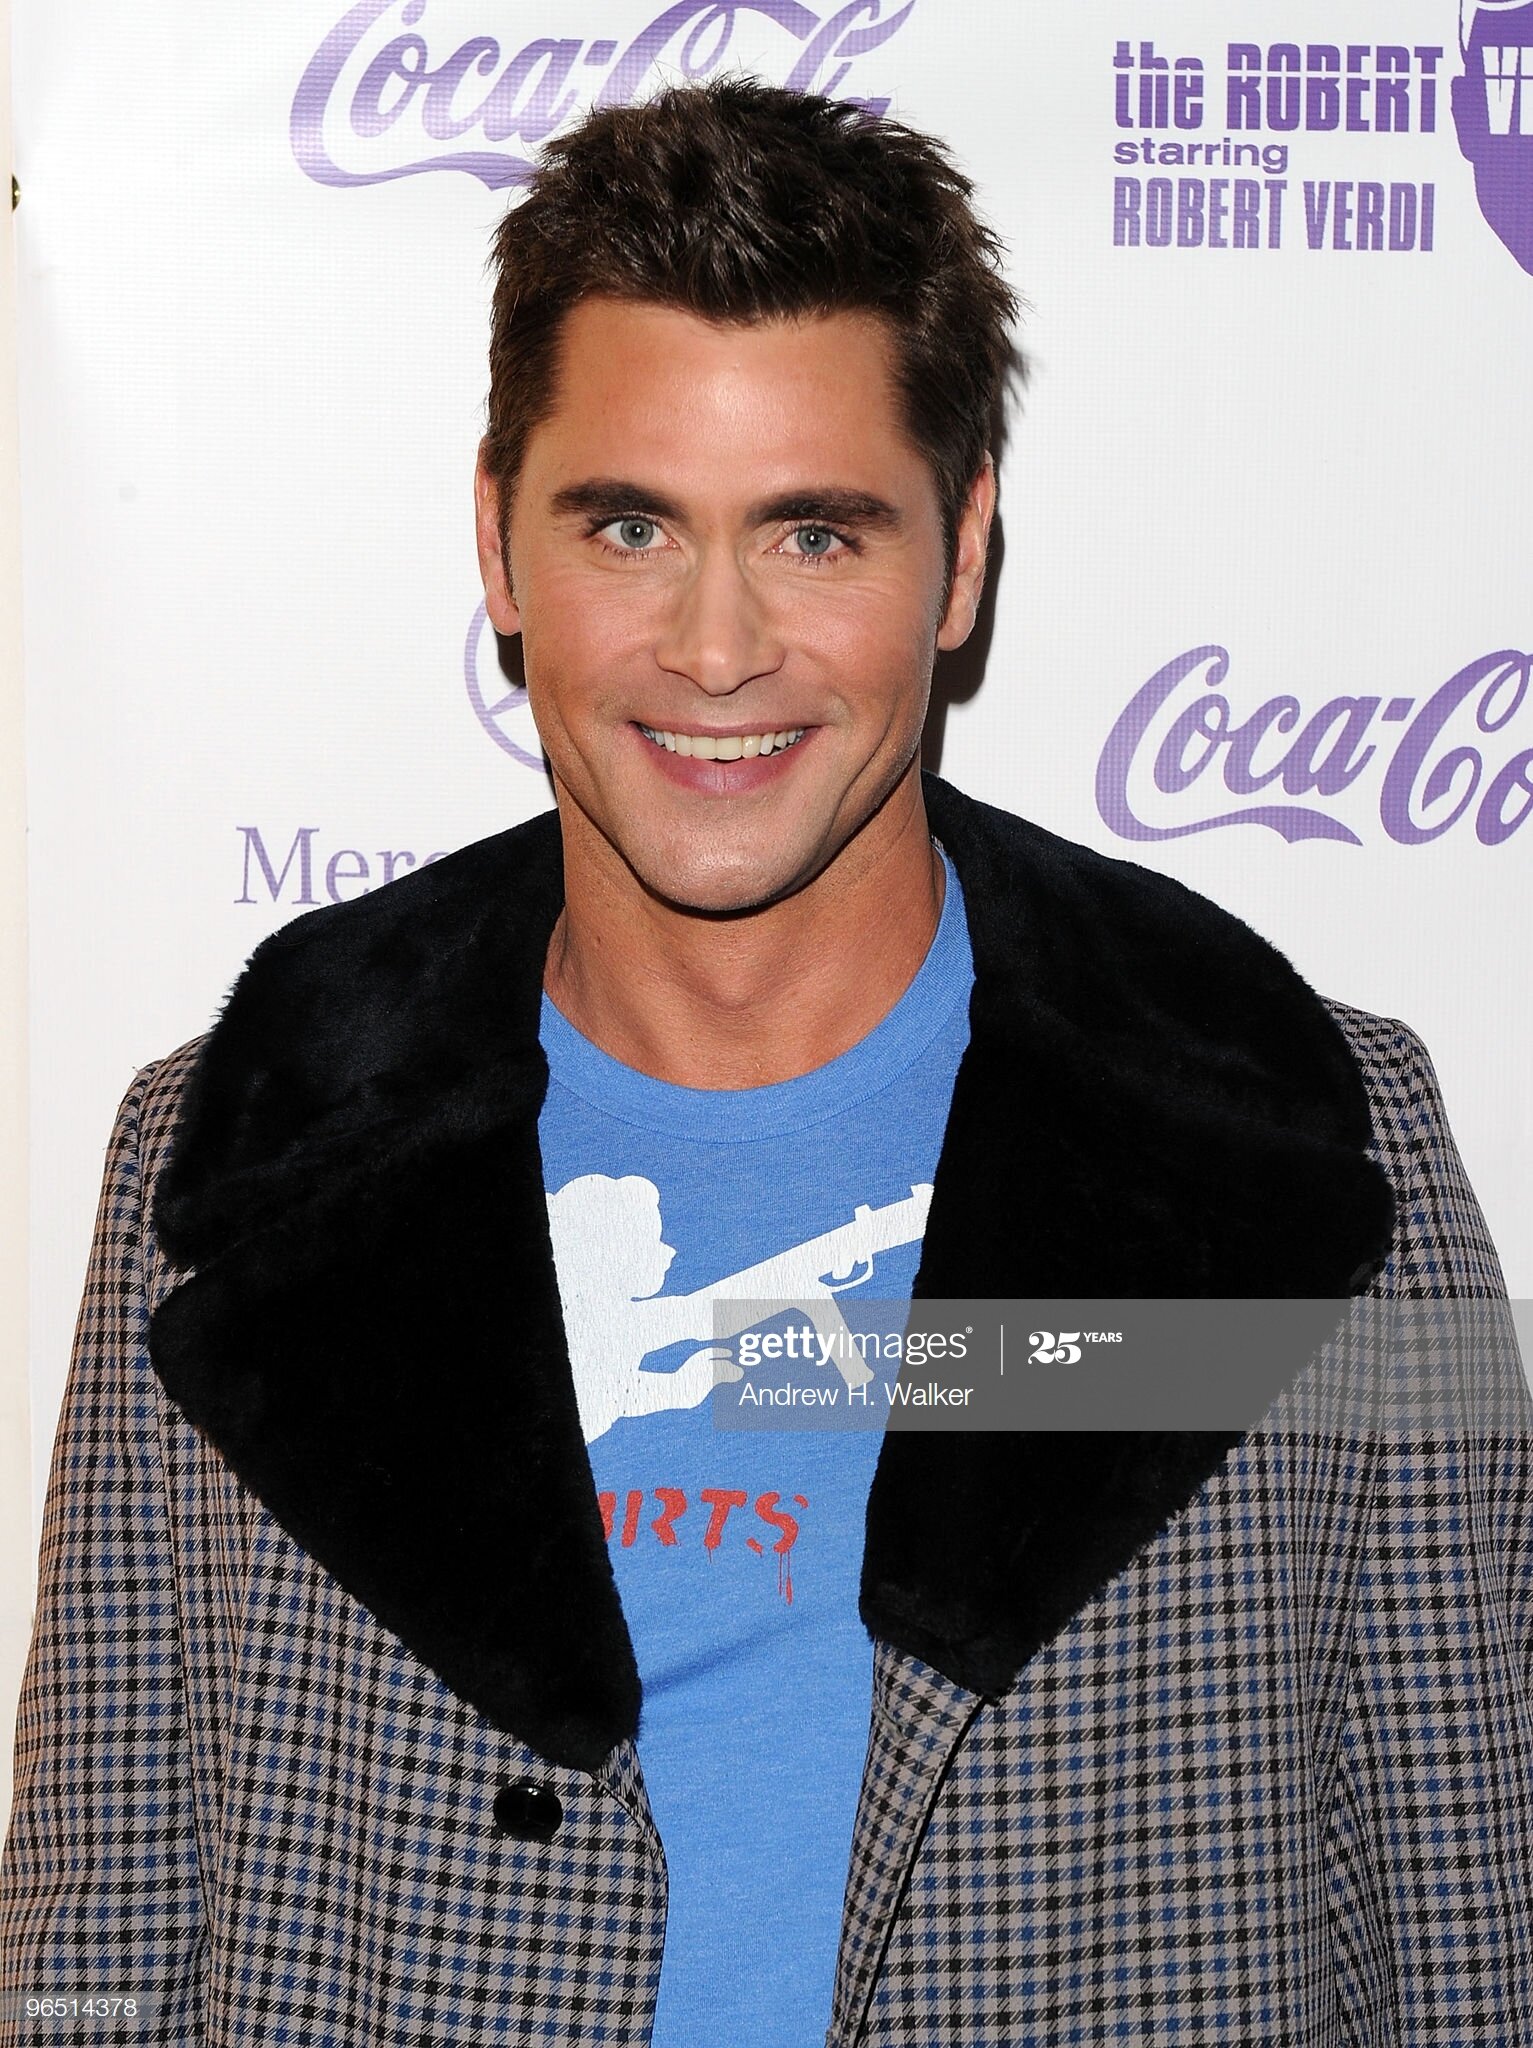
[861,777,1395,1695]
[150,811,639,1774]
[148,774,1394,1771]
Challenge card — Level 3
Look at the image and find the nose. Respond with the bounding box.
[652,547,786,696]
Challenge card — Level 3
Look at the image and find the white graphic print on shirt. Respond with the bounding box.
[545,1171,933,1445]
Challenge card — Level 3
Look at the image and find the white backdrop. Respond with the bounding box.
[12,0,1532,1528]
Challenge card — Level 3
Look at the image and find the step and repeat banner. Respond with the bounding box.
[12,0,1532,1515]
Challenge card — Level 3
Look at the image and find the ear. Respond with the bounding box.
[475,449,521,636]
[936,455,997,652]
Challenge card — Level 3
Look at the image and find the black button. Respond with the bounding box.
[494,1780,563,1842]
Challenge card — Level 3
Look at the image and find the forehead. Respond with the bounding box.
[526,296,928,499]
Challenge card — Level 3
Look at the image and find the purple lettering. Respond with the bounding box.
[1477,750,1533,845]
[1145,177,1174,246]
[291,0,907,191]
[480,39,582,144]
[325,849,371,901]
[1232,178,1261,246]
[1095,647,1360,844]
[1114,178,1143,246]
[1380,652,1530,844]
[1375,46,1409,133]
[1177,178,1206,247]
[350,34,429,138]
[600,1,816,110]
[1136,40,1170,128]
[1173,57,1204,131]
[1388,182,1418,251]
[1346,44,1372,131]
[1306,46,1340,130]
[1415,47,1441,133]
[1278,698,1380,796]
[1153,690,1229,792]
[420,36,502,142]
[1115,42,1134,130]
[1304,181,1331,247]
[1356,182,1385,251]
[237,825,319,905]
[292,0,532,188]
[1332,179,1354,249]
[1267,44,1302,132]
[1226,45,1261,130]
[1222,696,1302,792]
[1101,647,1531,850]
[784,0,915,105]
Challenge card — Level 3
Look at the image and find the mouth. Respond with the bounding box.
[635,724,808,760]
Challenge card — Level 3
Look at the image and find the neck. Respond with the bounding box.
[543,776,945,1089]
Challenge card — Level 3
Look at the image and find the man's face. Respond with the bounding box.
[476,297,992,916]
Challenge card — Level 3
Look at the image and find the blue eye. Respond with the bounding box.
[793,525,835,556]
[613,518,658,549]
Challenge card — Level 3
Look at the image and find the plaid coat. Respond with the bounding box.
[4,775,1532,2046]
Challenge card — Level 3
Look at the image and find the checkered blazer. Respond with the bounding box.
[4,787,1532,2046]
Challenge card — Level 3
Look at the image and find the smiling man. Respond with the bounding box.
[479,293,987,1085]
[4,78,1532,2048]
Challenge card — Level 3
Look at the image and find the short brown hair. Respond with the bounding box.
[484,77,1018,568]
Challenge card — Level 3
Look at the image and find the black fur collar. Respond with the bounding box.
[149,774,1393,1770]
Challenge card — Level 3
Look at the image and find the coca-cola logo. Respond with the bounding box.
[1096,644,1533,846]
[291,0,917,189]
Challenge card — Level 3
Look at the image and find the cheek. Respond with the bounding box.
[794,584,933,703]
[785,560,924,631]
[518,580,652,723]
[528,565,646,643]
[519,549,663,654]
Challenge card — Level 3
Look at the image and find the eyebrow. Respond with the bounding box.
[547,478,904,532]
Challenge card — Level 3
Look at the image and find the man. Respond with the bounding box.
[3,78,1530,2048]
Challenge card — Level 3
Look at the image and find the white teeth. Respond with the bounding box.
[638,725,805,757]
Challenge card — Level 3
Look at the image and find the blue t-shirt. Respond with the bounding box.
[538,850,973,2047]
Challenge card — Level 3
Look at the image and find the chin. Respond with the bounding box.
[645,876,801,919]
[630,847,809,918]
